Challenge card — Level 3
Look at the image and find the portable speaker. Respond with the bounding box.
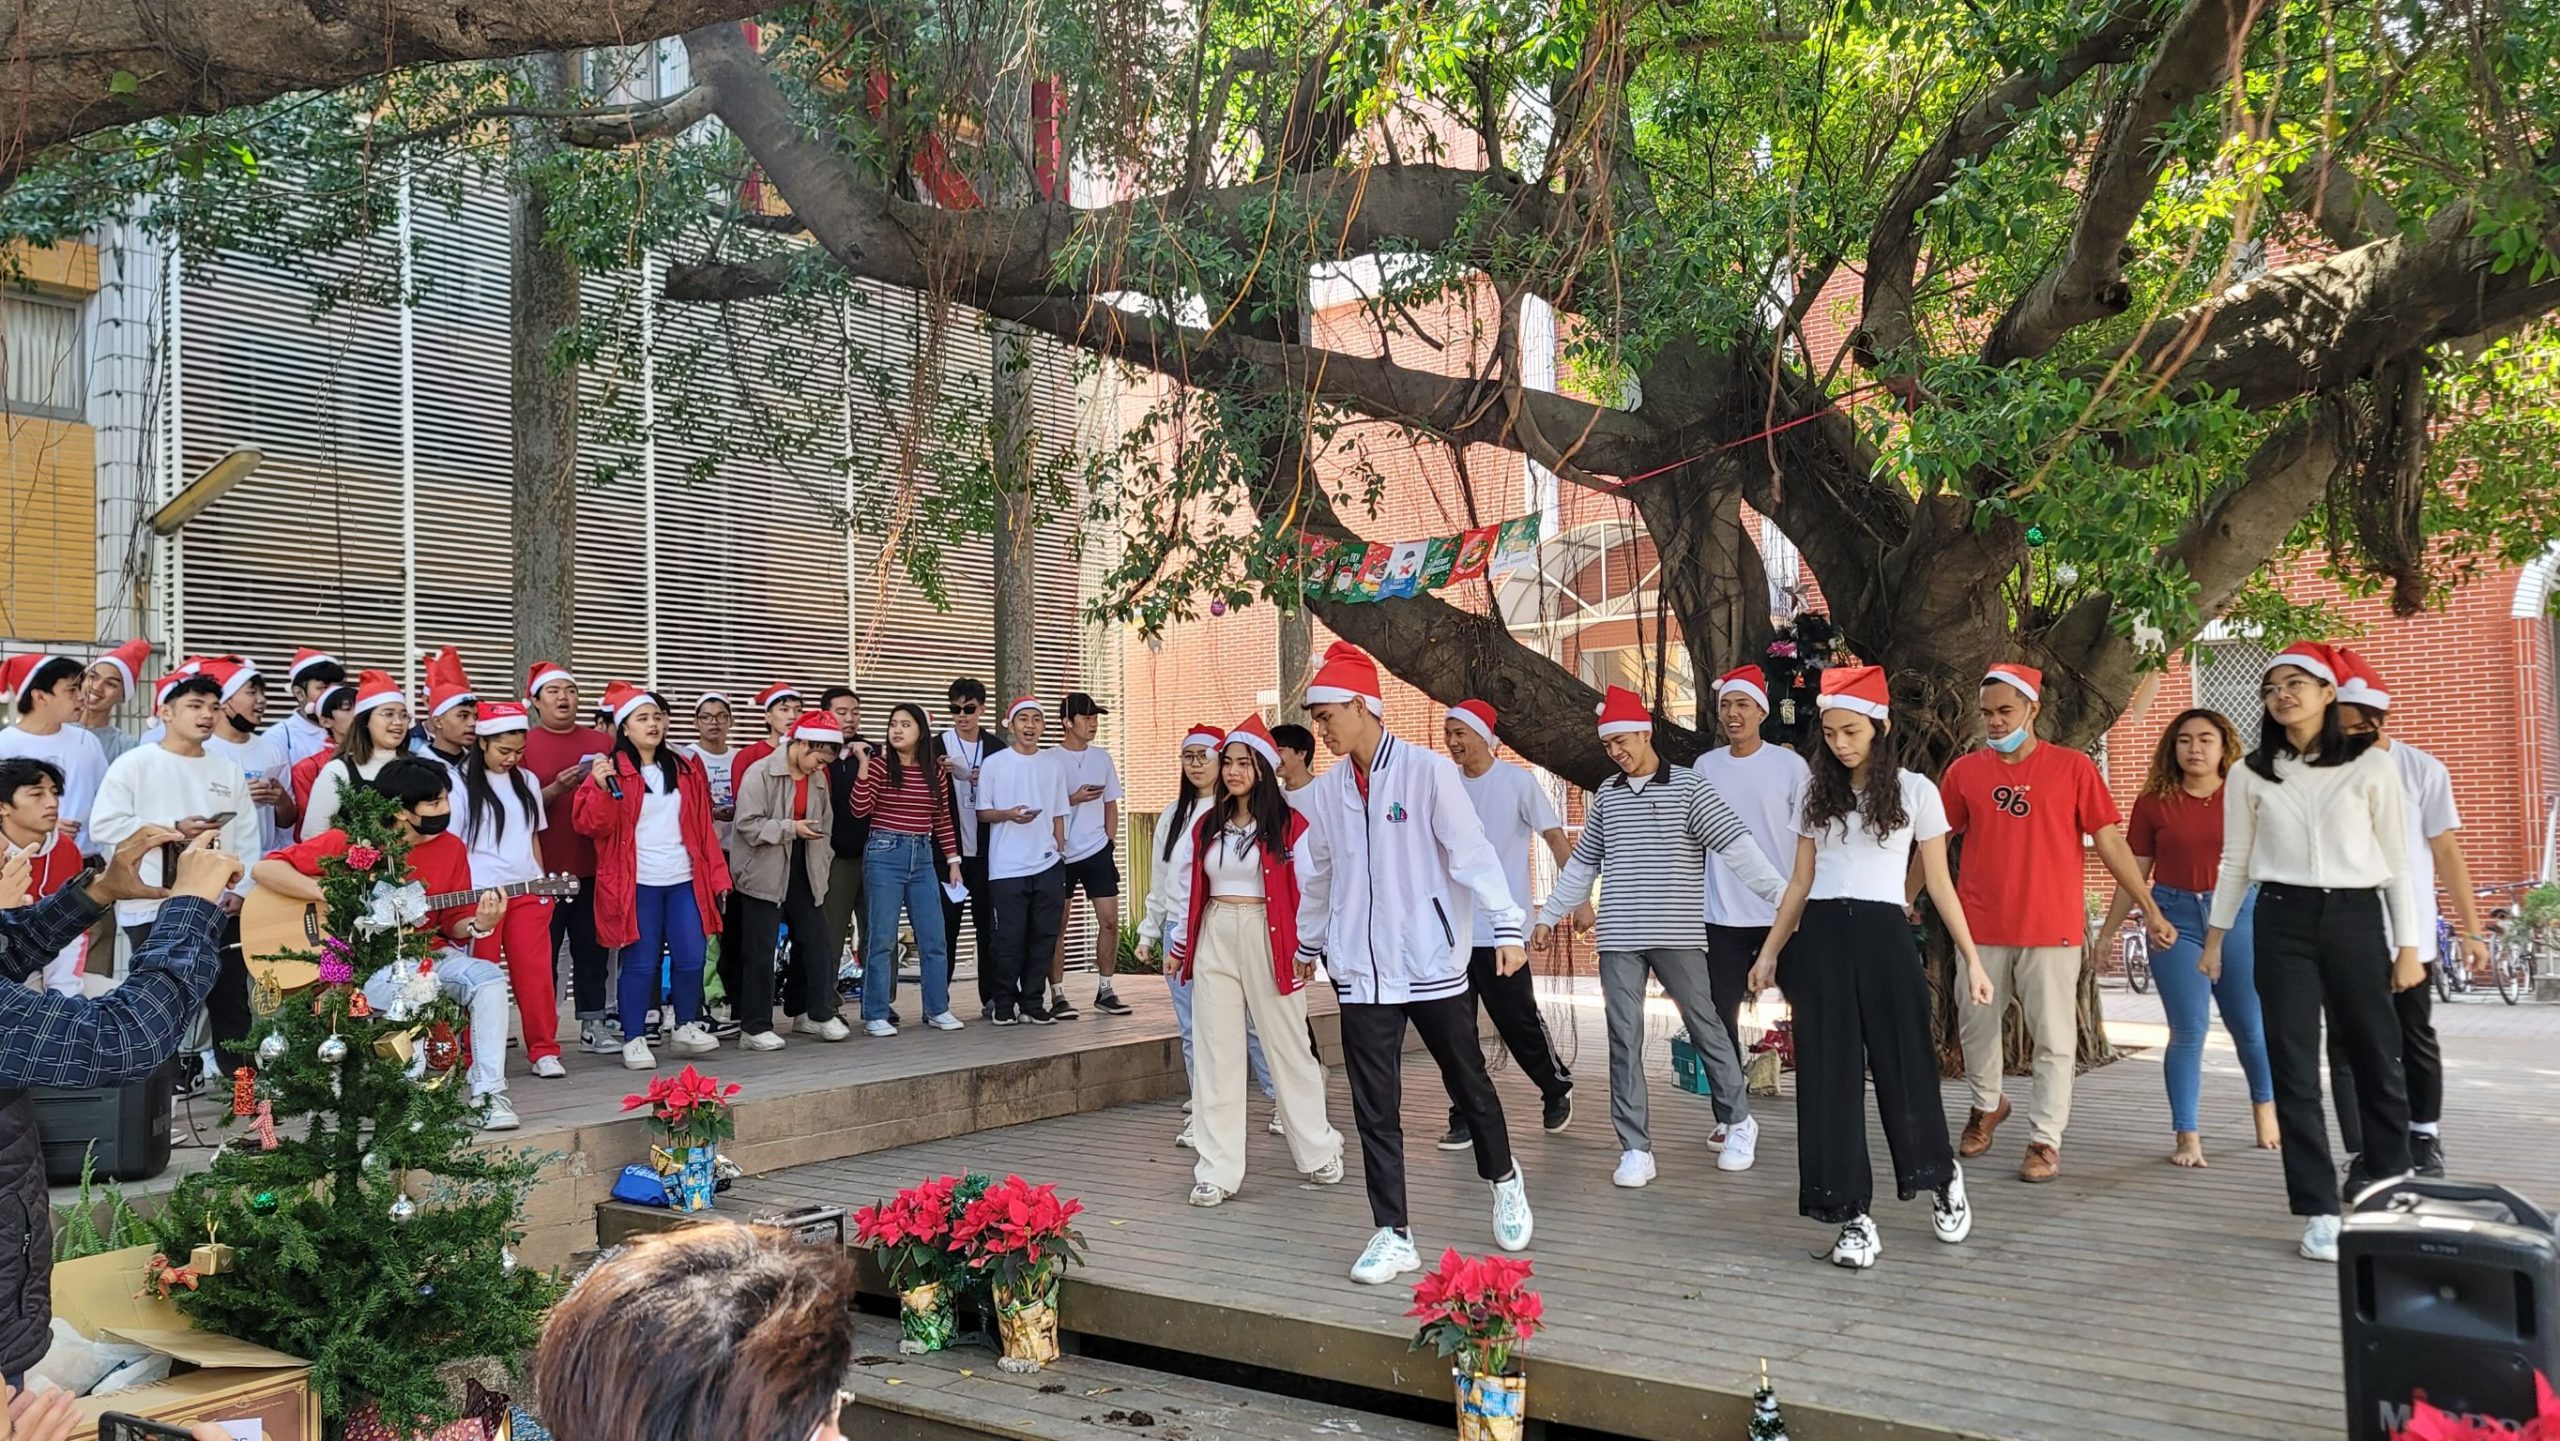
[2339,1178,2558,1440]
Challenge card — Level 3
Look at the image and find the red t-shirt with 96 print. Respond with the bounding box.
[1940,742,2120,948]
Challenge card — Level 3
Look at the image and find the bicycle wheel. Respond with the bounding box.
[2496,942,2526,1005]
[2432,959,2452,1002]
[2125,934,2151,995]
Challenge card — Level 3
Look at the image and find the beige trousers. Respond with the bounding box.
[1958,943,2081,1147]
[1190,901,1343,1194]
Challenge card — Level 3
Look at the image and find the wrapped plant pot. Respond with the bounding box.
[1454,1370,1528,1441]
[898,1280,957,1354]
[994,1273,1061,1372]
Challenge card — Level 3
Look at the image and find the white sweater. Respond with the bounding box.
[1135,801,1208,954]
[89,743,267,924]
[2209,745,2419,943]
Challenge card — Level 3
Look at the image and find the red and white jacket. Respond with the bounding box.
[1169,806,1315,996]
[570,750,733,949]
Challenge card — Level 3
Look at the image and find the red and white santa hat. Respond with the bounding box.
[1817,665,1892,720]
[1982,662,2043,702]
[754,683,799,711]
[211,658,259,702]
[791,712,846,746]
[1304,641,1383,715]
[1004,696,1044,723]
[694,691,730,714]
[2262,641,2342,687]
[2334,647,2391,711]
[287,647,338,682]
[1446,700,1499,747]
[421,646,475,717]
[1713,666,1769,712]
[525,660,576,700]
[1224,714,1280,769]
[1595,685,1652,738]
[599,680,659,725]
[474,700,531,736]
[152,657,208,706]
[1181,723,1226,755]
[0,654,63,704]
[91,639,153,695]
[349,669,404,717]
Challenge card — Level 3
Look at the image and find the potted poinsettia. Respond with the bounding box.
[1409,1249,1544,1441]
[952,1174,1086,1372]
[620,1065,740,1212]
[855,1174,969,1353]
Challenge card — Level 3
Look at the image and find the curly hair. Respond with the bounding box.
[1801,712,1910,843]
[2140,708,2240,800]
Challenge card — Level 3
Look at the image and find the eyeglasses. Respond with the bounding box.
[952,702,981,714]
[2258,677,2323,701]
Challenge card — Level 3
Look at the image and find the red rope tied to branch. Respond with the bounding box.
[1586,380,1894,494]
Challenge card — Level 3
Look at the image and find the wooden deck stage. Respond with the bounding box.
[723,989,2560,1441]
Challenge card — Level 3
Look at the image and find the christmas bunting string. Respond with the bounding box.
[1298,512,1545,604]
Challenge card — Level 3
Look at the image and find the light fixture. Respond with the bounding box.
[148,448,263,535]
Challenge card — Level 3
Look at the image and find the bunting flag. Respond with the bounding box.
[1298,513,1544,603]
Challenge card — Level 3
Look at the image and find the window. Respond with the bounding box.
[2192,637,2274,730]
[1,294,83,420]
[1578,645,1697,725]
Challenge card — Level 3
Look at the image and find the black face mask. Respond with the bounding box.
[411,811,453,837]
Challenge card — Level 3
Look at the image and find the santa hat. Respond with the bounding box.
[421,646,475,717]
[694,691,730,714]
[791,712,846,746]
[1818,666,1892,721]
[1595,685,1652,738]
[2262,641,2341,687]
[1181,724,1226,755]
[1446,700,1498,747]
[601,681,658,726]
[1,654,64,704]
[1224,714,1280,769]
[287,648,338,682]
[1713,666,1769,712]
[91,639,152,694]
[1982,663,2043,703]
[1004,696,1044,723]
[1304,641,1383,715]
[525,661,576,700]
[152,657,208,706]
[210,658,259,703]
[2334,647,2392,711]
[474,700,531,736]
[754,683,799,711]
[349,669,404,717]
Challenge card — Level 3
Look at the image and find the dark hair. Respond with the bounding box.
[17,657,85,714]
[0,757,65,805]
[463,733,541,847]
[296,661,347,690]
[1161,741,1220,864]
[2245,670,2374,782]
[816,686,857,711]
[2141,708,2241,800]
[371,755,452,810]
[534,1225,858,1441]
[162,674,221,705]
[947,676,987,707]
[1801,711,1910,843]
[614,695,683,792]
[880,702,937,792]
[315,685,355,719]
[1198,742,1295,865]
[1270,723,1314,764]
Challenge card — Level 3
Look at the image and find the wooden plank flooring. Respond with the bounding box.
[741,986,2560,1441]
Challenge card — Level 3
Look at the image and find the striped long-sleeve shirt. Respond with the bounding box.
[1536,764,1789,950]
[0,887,225,1089]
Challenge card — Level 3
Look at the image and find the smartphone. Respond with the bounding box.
[203,812,238,828]
[97,1415,204,1441]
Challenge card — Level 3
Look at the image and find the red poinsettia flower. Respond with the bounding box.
[345,844,382,871]
[1409,1248,1541,1377]
[2393,1371,2560,1439]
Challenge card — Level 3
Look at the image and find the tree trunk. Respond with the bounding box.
[509,53,581,682]
[990,322,1040,711]
[1277,606,1312,722]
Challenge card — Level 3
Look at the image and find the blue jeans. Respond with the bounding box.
[621,883,707,1036]
[862,832,952,1023]
[1167,966,1273,1099]
[2151,885,2275,1134]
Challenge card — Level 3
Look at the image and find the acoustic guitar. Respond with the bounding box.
[239,874,580,989]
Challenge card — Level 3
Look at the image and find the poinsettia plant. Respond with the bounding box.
[1409,1249,1543,1377]
[855,1174,969,1289]
[620,1065,741,1148]
[952,1174,1086,1291]
[2393,1372,2560,1440]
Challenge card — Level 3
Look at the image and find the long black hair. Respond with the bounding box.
[462,734,541,846]
[1160,741,1219,864]
[880,702,937,792]
[1196,743,1295,865]
[2245,684,2375,782]
[1801,711,1911,843]
[612,693,683,792]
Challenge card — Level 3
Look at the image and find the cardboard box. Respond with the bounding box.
[52,1244,320,1441]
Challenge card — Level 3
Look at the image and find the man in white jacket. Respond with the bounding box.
[1295,642,1533,1285]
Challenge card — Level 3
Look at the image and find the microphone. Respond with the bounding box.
[605,771,623,801]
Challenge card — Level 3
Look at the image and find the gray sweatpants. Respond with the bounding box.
[1602,946,1752,1149]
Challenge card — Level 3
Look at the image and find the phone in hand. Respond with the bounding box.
[203,812,238,829]
[98,1414,204,1441]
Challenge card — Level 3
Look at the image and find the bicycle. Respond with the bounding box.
[2121,924,2151,995]
[2492,930,2532,1006]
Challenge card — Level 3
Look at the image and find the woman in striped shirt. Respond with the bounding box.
[851,702,965,1034]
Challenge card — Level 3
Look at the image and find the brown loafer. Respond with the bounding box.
[1958,1097,2011,1158]
[2019,1142,2061,1183]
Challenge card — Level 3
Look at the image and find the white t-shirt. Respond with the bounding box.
[942,729,995,859]
[0,723,108,858]
[2389,740,2460,962]
[266,710,335,769]
[634,766,693,887]
[205,728,294,856]
[1798,769,1948,905]
[300,754,392,840]
[1457,761,1562,946]
[89,743,266,924]
[463,770,548,888]
[1052,743,1124,863]
[1695,743,1810,929]
[978,745,1067,881]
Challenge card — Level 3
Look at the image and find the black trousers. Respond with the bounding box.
[1342,994,1514,1231]
[2329,971,2442,1150]
[738,848,838,1034]
[1705,923,1770,1057]
[985,864,1064,1012]
[714,886,746,1011]
[941,843,997,1008]
[2254,884,2412,1215]
[1446,946,1571,1127]
[1776,900,1954,1223]
[552,880,611,1020]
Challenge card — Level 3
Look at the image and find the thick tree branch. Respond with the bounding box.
[371,86,722,151]
[2280,150,2399,249]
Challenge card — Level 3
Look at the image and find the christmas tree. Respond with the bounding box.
[1749,1358,1792,1440]
[150,784,554,1435]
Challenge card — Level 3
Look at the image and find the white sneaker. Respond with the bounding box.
[621,1038,657,1071]
[476,1093,520,1131]
[1490,1167,1534,1251]
[1310,1155,1344,1186]
[797,1016,852,1041]
[1183,1098,1195,1114]
[1612,1151,1657,1188]
[669,1023,720,1055]
[865,1018,899,1038]
[740,1030,786,1052]
[1829,1215,1881,1269]
[1707,1122,1729,1151]
[2299,1214,2342,1262]
[1350,1227,1422,1285]
[1267,1114,1287,1136]
[1932,1165,1973,1244]
[926,1011,965,1031]
[580,1021,622,1056]
[1717,1115,1759,1172]
[1187,1181,1231,1208]
[531,1055,568,1079]
[1175,1119,1197,1149]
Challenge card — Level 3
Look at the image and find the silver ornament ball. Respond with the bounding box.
[256,1033,287,1064]
[317,1034,349,1064]
[389,1196,418,1224]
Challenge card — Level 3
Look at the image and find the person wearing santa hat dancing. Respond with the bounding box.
[1294,642,1535,1285]
[976,697,1072,1027]
[1693,664,1810,1148]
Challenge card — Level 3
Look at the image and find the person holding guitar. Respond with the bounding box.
[460,700,567,1078]
[249,757,523,1130]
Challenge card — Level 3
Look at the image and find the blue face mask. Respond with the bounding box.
[1986,727,2030,755]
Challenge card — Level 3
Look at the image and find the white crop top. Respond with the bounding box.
[1202,822,1265,899]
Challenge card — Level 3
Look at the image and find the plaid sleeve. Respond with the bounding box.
[0,897,223,1090]
[0,882,108,986]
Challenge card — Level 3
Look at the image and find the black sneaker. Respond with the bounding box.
[710,1013,744,1039]
[2343,1152,2374,1199]
[1093,986,1133,1017]
[990,1001,1021,1027]
[1046,989,1080,1021]
[1021,999,1057,1026]
[1436,1121,1474,1152]
[2413,1132,2447,1178]
[1542,1089,1573,1134]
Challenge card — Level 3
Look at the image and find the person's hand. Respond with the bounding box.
[8,1381,82,1441]
[191,1426,238,1441]
[794,819,825,841]
[1493,943,1527,976]
[474,889,507,935]
[1965,960,1996,1006]
[0,846,31,909]
[554,761,591,787]
[1071,783,1105,805]
[938,756,961,777]
[713,804,736,822]
[247,776,287,806]
[946,861,964,886]
[1294,956,1316,985]
[2461,934,2491,972]
[2145,911,2180,949]
[172,831,245,903]
[89,825,183,903]
[1011,804,1040,824]
[2392,946,2425,992]
[1747,953,1778,994]
[2080,939,2107,975]
[1528,923,1553,956]
[57,817,80,841]
[174,814,220,839]
[588,755,616,788]
[2199,934,2224,983]
[1569,900,1596,935]
[1133,938,1156,964]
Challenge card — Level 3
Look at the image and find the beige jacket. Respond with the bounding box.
[727,750,833,904]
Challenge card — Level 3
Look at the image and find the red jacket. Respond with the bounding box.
[1173,808,1311,996]
[570,750,732,948]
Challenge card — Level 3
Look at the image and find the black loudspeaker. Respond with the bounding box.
[2340,1179,2559,1440]
[31,1055,179,1185]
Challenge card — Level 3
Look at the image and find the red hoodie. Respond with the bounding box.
[570,749,732,948]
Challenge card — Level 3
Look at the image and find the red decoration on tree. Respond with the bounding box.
[349,991,373,1019]
[232,1066,257,1117]
[255,1100,279,1152]
[142,1252,201,1299]
[425,1020,460,1072]
[345,844,383,872]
